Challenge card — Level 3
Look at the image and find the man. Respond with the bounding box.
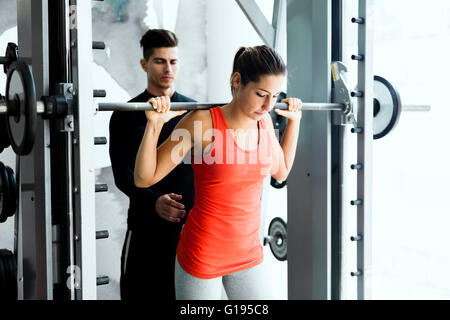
[109,29,195,300]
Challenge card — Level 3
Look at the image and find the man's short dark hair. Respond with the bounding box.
[140,29,178,61]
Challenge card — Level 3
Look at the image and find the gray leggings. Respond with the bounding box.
[175,256,273,300]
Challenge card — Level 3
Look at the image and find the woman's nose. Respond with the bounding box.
[262,97,274,111]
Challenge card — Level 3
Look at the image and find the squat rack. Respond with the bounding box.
[3,0,428,300]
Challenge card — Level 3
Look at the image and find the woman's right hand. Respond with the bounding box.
[145,96,187,124]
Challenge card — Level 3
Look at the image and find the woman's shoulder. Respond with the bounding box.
[176,109,212,131]
[192,109,211,120]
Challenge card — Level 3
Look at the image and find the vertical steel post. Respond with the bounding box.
[69,0,97,300]
[287,0,332,299]
[354,0,373,300]
[331,0,344,300]
[16,0,53,300]
[48,0,78,300]
[273,0,287,50]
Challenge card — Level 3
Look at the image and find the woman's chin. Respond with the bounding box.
[253,111,266,119]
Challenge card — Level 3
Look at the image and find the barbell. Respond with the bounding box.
[0,162,17,223]
[0,59,430,156]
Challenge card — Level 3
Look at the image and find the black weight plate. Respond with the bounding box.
[0,249,17,300]
[2,249,17,300]
[5,60,37,155]
[0,251,7,299]
[8,251,18,300]
[9,252,18,300]
[0,162,10,223]
[0,114,11,151]
[0,94,9,152]
[373,75,402,140]
[5,166,16,217]
[268,217,288,261]
[0,249,12,298]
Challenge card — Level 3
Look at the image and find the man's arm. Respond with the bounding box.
[109,111,162,209]
[109,111,186,223]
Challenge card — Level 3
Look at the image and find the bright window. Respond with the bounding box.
[370,0,450,300]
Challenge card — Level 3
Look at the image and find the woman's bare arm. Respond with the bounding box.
[265,98,302,181]
[134,97,195,188]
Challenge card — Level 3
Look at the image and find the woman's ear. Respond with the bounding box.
[231,72,241,91]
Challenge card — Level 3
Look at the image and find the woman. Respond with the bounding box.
[135,45,302,300]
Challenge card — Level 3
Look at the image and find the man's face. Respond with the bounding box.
[141,47,179,90]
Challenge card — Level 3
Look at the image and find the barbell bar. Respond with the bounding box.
[401,105,431,112]
[0,101,345,113]
[95,101,346,112]
[0,60,431,156]
[0,101,45,114]
[0,101,430,114]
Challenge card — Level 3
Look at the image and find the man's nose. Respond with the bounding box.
[164,62,173,73]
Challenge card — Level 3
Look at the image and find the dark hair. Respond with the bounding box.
[140,29,178,61]
[231,45,286,95]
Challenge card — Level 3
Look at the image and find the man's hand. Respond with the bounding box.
[155,193,186,223]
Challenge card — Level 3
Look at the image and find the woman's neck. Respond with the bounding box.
[222,100,257,130]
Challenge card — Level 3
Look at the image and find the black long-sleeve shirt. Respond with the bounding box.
[109,90,195,231]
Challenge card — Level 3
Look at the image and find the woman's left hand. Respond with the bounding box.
[274,98,302,122]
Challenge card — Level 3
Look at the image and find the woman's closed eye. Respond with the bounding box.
[256,92,280,99]
[256,92,267,98]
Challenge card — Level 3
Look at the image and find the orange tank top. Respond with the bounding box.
[176,106,272,279]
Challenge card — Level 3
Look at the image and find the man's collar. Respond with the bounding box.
[144,89,177,99]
